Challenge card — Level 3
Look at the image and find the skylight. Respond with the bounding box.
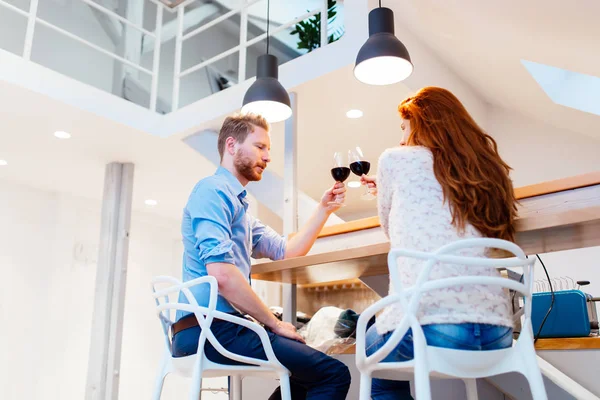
[521,60,600,117]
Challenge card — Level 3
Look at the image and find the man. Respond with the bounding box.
[171,113,351,399]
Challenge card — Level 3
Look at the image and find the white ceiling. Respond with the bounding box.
[391,0,600,140]
[1,0,600,228]
[0,80,210,221]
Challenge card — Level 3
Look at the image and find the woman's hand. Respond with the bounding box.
[360,175,377,196]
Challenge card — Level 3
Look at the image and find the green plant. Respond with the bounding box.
[290,0,344,53]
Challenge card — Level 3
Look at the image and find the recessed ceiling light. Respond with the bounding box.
[0,160,7,166]
[346,109,364,119]
[145,199,158,206]
[54,131,71,139]
[348,181,361,188]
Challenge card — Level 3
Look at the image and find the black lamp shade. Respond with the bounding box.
[241,54,292,123]
[354,7,413,85]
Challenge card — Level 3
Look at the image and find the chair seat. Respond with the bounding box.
[170,353,289,379]
[371,346,516,381]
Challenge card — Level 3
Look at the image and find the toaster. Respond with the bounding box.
[531,286,599,338]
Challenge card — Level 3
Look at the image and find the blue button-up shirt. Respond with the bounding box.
[179,167,287,314]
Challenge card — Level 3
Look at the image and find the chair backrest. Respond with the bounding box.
[150,276,218,357]
[150,275,281,370]
[364,238,536,367]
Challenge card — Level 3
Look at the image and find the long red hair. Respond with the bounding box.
[398,87,517,241]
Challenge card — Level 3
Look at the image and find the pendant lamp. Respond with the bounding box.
[354,2,413,85]
[241,0,292,123]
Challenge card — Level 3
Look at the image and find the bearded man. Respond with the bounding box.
[171,113,350,399]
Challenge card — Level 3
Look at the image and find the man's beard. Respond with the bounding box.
[234,149,266,182]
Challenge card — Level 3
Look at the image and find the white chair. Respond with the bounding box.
[151,275,291,400]
[356,238,547,400]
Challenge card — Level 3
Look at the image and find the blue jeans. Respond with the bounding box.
[172,313,351,400]
[365,323,513,400]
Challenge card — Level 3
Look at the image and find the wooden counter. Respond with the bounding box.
[328,337,600,355]
[252,173,600,285]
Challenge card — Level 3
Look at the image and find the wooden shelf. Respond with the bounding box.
[305,172,600,239]
[514,172,600,200]
[534,337,600,350]
[328,337,600,356]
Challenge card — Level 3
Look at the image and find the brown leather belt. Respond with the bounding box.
[171,314,199,337]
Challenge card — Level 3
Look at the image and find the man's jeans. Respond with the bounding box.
[365,323,513,400]
[172,313,351,400]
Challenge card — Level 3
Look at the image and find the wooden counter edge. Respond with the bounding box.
[305,172,600,239]
[330,337,600,355]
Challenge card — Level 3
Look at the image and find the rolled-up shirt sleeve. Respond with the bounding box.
[250,215,287,261]
[188,185,236,265]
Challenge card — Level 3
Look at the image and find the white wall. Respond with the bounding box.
[0,178,229,400]
[488,106,600,187]
[485,106,600,295]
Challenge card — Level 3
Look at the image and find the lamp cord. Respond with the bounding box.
[266,0,270,54]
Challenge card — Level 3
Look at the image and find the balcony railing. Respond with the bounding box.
[0,0,343,114]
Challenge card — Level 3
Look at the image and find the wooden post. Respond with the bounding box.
[85,162,134,400]
[282,92,298,324]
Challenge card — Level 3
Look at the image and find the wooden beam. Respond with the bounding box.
[515,172,600,200]
[317,216,380,238]
[282,92,298,324]
[253,207,600,284]
[85,163,134,400]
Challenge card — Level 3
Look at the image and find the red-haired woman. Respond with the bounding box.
[361,87,518,399]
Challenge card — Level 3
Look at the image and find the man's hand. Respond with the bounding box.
[320,182,347,212]
[285,182,347,258]
[360,175,377,196]
[272,321,306,343]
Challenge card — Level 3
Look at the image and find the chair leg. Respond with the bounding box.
[413,361,432,400]
[359,373,372,400]
[152,370,167,400]
[464,379,478,400]
[230,376,242,400]
[189,375,203,400]
[526,370,548,400]
[279,374,292,400]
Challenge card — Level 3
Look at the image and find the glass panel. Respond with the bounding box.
[36,0,122,55]
[180,12,240,72]
[0,2,27,56]
[177,51,239,108]
[244,0,345,79]
[1,0,29,12]
[30,22,119,94]
[142,0,159,32]
[185,0,242,27]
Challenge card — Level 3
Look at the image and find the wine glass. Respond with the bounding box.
[328,151,350,206]
[348,146,376,200]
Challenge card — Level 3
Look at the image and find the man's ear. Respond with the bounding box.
[225,136,237,156]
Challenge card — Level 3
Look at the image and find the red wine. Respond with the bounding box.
[331,167,351,182]
[350,161,371,176]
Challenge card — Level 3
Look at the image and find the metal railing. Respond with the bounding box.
[0,0,333,113]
